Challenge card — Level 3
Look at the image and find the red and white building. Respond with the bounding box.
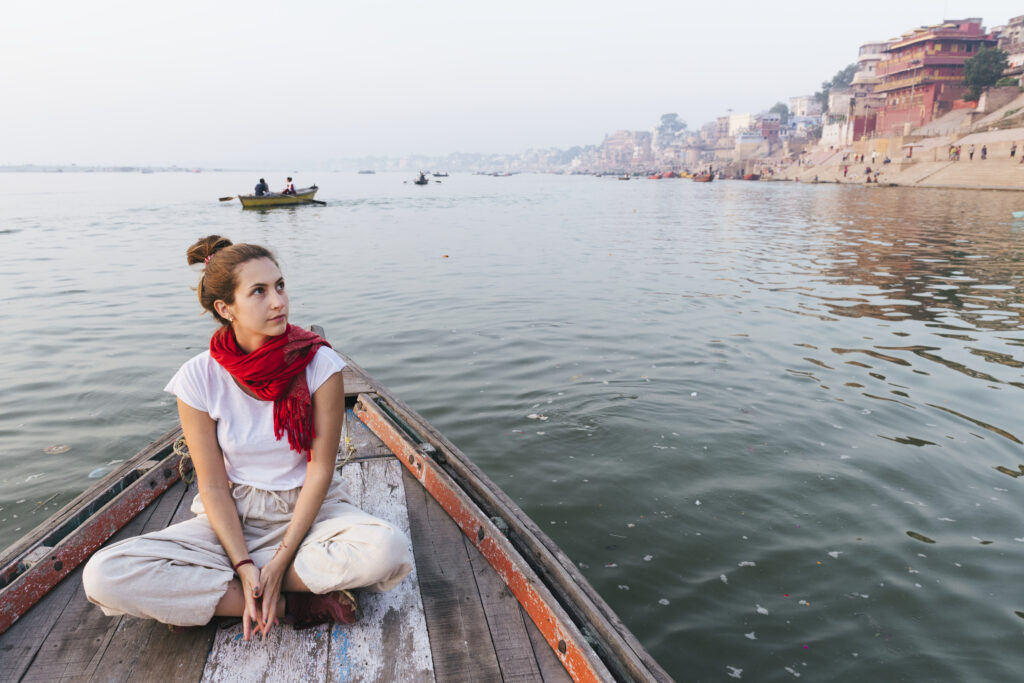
[875,18,997,135]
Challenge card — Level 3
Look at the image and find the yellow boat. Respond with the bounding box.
[238,186,321,208]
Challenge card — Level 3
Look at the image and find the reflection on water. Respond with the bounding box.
[1,174,1023,680]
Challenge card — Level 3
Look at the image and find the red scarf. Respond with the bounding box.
[210,324,331,460]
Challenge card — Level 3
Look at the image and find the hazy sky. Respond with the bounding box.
[2,0,1020,166]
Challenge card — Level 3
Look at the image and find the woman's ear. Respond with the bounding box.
[214,300,232,321]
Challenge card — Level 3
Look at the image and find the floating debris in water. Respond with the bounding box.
[526,413,548,421]
[695,500,701,506]
[726,666,743,679]
[88,468,108,479]
[605,563,617,568]
[906,531,936,544]
[756,604,769,615]
[745,632,756,640]
[938,518,956,522]
[24,474,43,482]
[626,523,636,528]
[44,444,71,455]
[720,574,728,584]
[658,598,670,605]
[643,555,653,562]
[618,584,630,591]
[827,551,843,559]
[784,665,802,677]
[738,561,756,567]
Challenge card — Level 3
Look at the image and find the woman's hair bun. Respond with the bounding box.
[186,235,233,266]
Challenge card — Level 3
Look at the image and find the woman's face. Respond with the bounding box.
[218,257,289,351]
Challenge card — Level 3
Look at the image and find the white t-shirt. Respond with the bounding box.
[164,346,346,490]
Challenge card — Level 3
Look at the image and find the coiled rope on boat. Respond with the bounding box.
[173,435,195,486]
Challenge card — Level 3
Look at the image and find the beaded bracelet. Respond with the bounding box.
[233,558,254,571]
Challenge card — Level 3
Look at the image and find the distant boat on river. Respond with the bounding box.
[237,186,323,208]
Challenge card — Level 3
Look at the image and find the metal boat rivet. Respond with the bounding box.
[53,561,63,572]
[558,639,567,654]
[477,527,485,543]
[163,468,172,478]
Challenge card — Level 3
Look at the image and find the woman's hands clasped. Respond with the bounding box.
[236,563,268,640]
[257,554,289,636]
[237,555,289,639]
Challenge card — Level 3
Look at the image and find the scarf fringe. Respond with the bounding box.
[275,395,316,461]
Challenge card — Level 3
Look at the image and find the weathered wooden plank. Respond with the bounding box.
[327,458,433,682]
[402,466,503,682]
[202,622,331,683]
[14,494,168,682]
[341,365,373,399]
[340,408,391,463]
[0,559,82,683]
[462,532,545,682]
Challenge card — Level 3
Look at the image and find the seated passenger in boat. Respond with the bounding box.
[254,178,270,197]
[83,235,413,639]
[282,177,296,195]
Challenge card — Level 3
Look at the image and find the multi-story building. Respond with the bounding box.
[599,130,653,169]
[995,15,1024,83]
[875,18,997,135]
[789,95,823,118]
[756,112,781,140]
[727,113,753,136]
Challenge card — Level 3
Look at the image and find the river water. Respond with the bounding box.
[2,171,1023,680]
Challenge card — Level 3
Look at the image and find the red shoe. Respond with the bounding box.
[284,589,361,629]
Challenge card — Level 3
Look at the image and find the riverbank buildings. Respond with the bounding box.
[875,18,996,136]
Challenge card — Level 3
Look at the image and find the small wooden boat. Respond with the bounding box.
[617,175,630,180]
[692,174,713,182]
[238,186,321,208]
[742,173,760,181]
[432,172,449,178]
[0,330,670,682]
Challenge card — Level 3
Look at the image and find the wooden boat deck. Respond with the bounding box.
[0,366,574,682]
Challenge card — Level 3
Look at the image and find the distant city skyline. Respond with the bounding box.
[2,0,1020,167]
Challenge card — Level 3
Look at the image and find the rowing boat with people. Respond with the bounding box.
[0,330,670,682]
[237,186,322,208]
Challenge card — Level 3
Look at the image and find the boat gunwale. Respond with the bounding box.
[0,426,186,633]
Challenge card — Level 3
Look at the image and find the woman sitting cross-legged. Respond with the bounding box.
[83,235,413,639]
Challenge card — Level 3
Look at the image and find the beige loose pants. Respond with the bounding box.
[83,475,413,627]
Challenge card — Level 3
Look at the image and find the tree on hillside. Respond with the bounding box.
[769,102,789,124]
[658,113,687,133]
[814,63,858,111]
[964,47,1009,101]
